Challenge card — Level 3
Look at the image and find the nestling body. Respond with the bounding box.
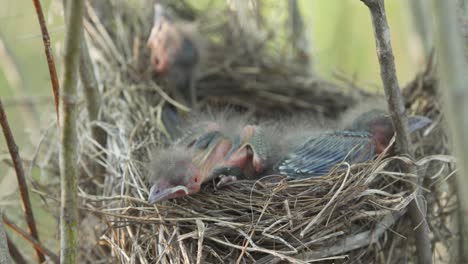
[147,4,201,107]
[147,110,431,203]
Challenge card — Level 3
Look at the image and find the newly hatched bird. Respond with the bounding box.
[148,132,234,204]
[148,146,201,203]
[180,112,269,179]
[277,110,431,177]
[183,109,430,179]
[147,3,201,107]
[148,112,259,203]
[147,109,431,203]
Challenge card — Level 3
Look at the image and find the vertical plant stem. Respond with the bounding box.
[360,0,432,263]
[31,0,61,122]
[60,0,85,262]
[0,212,12,264]
[432,0,468,262]
[407,0,433,59]
[80,36,107,181]
[287,0,312,69]
[0,98,44,263]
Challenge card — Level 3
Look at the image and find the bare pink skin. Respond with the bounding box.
[147,17,182,74]
[220,147,254,177]
[362,115,430,155]
[366,118,395,155]
[196,138,233,181]
[371,126,391,154]
[149,123,268,203]
[148,162,202,204]
[240,125,265,174]
[210,125,266,179]
[171,127,263,195]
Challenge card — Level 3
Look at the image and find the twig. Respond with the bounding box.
[254,208,405,264]
[0,98,44,263]
[196,220,205,264]
[79,36,101,127]
[360,0,432,263]
[31,0,60,122]
[7,235,27,264]
[408,0,433,61]
[208,236,308,264]
[302,211,403,260]
[60,0,85,262]
[361,0,411,154]
[301,164,351,237]
[287,0,311,69]
[432,0,468,262]
[0,212,12,264]
[80,32,107,181]
[3,215,60,263]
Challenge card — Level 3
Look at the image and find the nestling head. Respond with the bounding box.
[147,4,179,74]
[148,130,235,204]
[349,109,432,153]
[148,147,202,204]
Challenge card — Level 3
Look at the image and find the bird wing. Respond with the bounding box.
[278,131,375,178]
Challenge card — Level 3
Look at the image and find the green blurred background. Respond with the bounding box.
[0,0,426,261]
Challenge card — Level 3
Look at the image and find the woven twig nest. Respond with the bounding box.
[41,1,455,263]
[88,157,420,263]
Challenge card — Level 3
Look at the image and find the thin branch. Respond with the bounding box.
[407,0,433,61]
[59,0,85,262]
[0,212,12,264]
[0,98,44,263]
[432,0,468,262]
[7,235,27,264]
[80,31,107,181]
[287,0,312,69]
[3,215,59,263]
[360,0,432,263]
[301,210,404,260]
[31,0,60,122]
[252,0,263,28]
[361,0,411,155]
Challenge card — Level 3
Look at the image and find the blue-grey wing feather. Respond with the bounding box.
[278,131,375,178]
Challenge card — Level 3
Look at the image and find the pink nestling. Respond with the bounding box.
[147,3,201,107]
[148,114,261,203]
[147,109,431,203]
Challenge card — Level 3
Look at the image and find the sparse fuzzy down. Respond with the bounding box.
[178,109,253,144]
[147,3,203,107]
[338,98,388,129]
[149,145,194,182]
[147,107,431,201]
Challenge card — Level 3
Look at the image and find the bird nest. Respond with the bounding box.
[38,1,456,263]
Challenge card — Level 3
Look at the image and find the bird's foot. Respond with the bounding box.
[216,175,238,188]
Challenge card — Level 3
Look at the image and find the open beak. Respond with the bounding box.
[408,116,432,133]
[148,184,189,204]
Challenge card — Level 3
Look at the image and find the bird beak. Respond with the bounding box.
[240,125,267,173]
[408,116,432,133]
[153,4,166,24]
[148,184,189,204]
